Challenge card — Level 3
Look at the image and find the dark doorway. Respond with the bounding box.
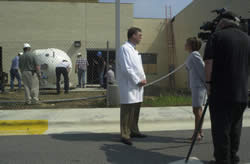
[0,47,2,91]
[0,47,6,92]
[0,47,2,75]
[86,49,115,85]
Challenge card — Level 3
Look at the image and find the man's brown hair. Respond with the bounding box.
[127,27,142,40]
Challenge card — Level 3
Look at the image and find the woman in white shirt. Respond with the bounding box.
[185,37,206,141]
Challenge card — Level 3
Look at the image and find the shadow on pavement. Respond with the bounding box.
[50,132,195,145]
[100,143,184,164]
[50,132,121,143]
[49,131,214,164]
[50,132,195,163]
[50,131,210,152]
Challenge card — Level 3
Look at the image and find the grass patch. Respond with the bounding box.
[0,90,106,110]
[0,89,192,109]
[143,93,192,107]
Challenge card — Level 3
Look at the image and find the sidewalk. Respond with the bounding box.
[0,107,249,135]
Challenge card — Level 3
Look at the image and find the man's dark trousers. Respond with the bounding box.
[209,98,246,164]
[77,69,85,88]
[56,67,69,93]
[120,103,141,139]
[10,69,21,89]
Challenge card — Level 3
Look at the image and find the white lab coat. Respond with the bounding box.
[117,42,146,104]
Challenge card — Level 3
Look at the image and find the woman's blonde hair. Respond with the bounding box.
[186,37,202,51]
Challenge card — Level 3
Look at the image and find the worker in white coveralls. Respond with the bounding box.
[117,27,147,146]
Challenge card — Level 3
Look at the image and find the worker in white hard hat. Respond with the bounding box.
[23,43,31,49]
[75,52,89,88]
[19,43,41,105]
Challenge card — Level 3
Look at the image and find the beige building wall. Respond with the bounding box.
[0,1,133,86]
[133,18,169,88]
[173,0,250,88]
[5,0,248,90]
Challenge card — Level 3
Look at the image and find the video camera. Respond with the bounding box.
[198,8,249,41]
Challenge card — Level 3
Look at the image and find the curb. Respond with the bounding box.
[0,120,48,135]
[0,107,249,135]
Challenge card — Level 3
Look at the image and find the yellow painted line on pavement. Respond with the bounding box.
[0,120,48,136]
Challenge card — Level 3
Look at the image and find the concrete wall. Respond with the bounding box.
[173,0,250,88]
[0,1,133,86]
[1,0,249,90]
[133,18,169,88]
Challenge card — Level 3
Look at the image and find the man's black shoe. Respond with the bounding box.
[130,133,147,138]
[121,138,133,145]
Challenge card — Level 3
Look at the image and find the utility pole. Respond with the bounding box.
[106,0,120,107]
[115,0,120,77]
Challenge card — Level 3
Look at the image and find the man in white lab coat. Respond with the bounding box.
[117,27,147,145]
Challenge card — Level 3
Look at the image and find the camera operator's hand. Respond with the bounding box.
[138,80,147,87]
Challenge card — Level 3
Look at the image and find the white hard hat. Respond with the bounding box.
[77,52,82,56]
[23,43,31,48]
[18,52,23,55]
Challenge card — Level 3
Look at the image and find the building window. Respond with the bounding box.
[140,53,157,75]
